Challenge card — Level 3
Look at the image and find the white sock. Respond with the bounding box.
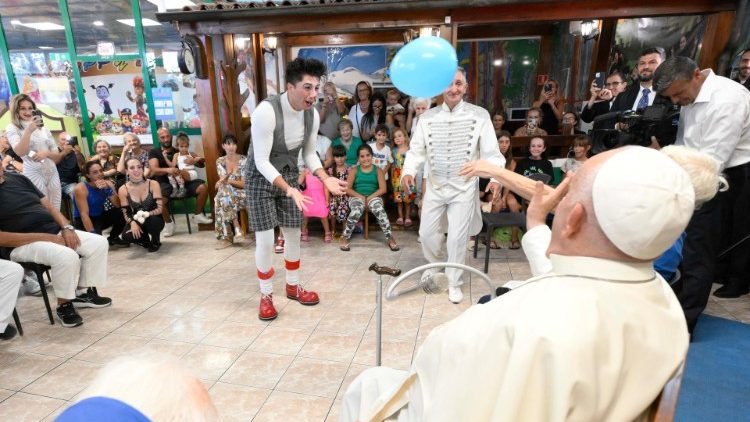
[256,229,275,294]
[280,227,301,285]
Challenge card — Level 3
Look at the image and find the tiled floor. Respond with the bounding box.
[1,221,748,421]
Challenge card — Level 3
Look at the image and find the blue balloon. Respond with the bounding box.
[389,36,458,98]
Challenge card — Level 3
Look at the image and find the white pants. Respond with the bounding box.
[25,160,62,210]
[340,367,421,422]
[9,230,108,300]
[418,186,481,288]
[0,260,23,333]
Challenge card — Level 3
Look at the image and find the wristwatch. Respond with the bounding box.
[63,224,75,231]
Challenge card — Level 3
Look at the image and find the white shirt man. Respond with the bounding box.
[401,69,504,303]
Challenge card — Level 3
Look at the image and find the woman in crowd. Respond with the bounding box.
[213,134,247,249]
[405,97,430,136]
[560,111,586,135]
[496,130,522,249]
[329,118,363,167]
[492,111,507,138]
[317,81,346,141]
[4,94,63,209]
[347,80,372,139]
[118,158,164,252]
[359,92,387,143]
[88,139,120,185]
[531,78,564,135]
[0,131,23,173]
[117,133,150,178]
[73,161,128,247]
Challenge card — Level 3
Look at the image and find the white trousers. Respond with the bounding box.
[418,186,481,288]
[0,260,23,332]
[340,367,421,422]
[9,230,108,300]
[25,160,62,210]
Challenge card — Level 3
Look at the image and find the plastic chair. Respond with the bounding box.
[473,211,527,273]
[168,197,193,234]
[12,308,23,336]
[2,249,56,325]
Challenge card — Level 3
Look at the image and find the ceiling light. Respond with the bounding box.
[522,59,531,66]
[93,21,104,27]
[235,37,250,50]
[38,46,54,50]
[264,35,278,53]
[14,21,65,31]
[116,18,161,27]
[581,20,598,38]
[492,59,503,67]
[146,0,196,12]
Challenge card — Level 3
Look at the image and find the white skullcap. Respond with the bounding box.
[592,147,695,260]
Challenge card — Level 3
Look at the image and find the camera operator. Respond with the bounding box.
[733,48,750,91]
[581,70,628,123]
[611,47,671,113]
[654,56,750,332]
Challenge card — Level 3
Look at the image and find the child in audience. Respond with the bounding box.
[514,136,554,182]
[328,145,350,238]
[369,124,393,180]
[390,127,415,227]
[561,135,591,177]
[166,136,200,197]
[339,144,399,252]
[497,130,522,249]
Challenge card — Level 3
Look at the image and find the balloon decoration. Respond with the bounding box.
[389,36,458,98]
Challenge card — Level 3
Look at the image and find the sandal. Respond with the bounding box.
[404,218,413,227]
[274,237,285,253]
[324,232,333,243]
[509,240,521,250]
[396,217,404,226]
[388,238,400,252]
[300,229,309,242]
[489,240,501,250]
[340,239,351,252]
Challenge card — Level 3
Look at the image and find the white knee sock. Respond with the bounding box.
[255,229,275,295]
[280,227,301,285]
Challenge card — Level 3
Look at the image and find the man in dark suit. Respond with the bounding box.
[581,70,628,123]
[610,47,673,113]
[733,48,750,91]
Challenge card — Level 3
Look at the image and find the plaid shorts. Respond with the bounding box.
[245,164,302,232]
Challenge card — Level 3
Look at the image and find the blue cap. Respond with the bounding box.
[56,397,150,421]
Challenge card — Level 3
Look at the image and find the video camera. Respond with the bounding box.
[590,104,680,155]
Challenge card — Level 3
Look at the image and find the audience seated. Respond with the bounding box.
[342,146,693,421]
[360,92,387,143]
[385,88,407,129]
[497,130,522,249]
[339,144,399,252]
[5,94,64,210]
[491,110,507,138]
[0,259,22,341]
[531,77,564,134]
[514,136,554,182]
[57,354,217,421]
[116,133,151,179]
[88,139,120,186]
[149,128,213,237]
[561,135,592,177]
[118,158,165,252]
[329,118,363,167]
[55,131,85,202]
[213,134,247,249]
[561,111,586,135]
[347,80,372,140]
[405,97,430,136]
[317,81,346,142]
[0,131,23,173]
[73,161,128,247]
[581,69,628,123]
[0,162,111,328]
[513,107,548,137]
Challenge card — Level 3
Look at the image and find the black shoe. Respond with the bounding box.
[56,302,83,327]
[108,236,130,248]
[147,241,161,253]
[0,324,17,341]
[71,287,112,309]
[713,284,750,299]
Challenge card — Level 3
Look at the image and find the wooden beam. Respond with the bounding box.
[590,18,617,79]
[451,0,736,24]
[537,34,554,94]
[699,11,736,70]
[568,36,582,106]
[285,32,405,47]
[457,22,556,39]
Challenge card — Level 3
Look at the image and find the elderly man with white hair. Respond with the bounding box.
[341,146,704,422]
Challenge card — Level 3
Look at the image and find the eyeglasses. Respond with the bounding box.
[605,81,623,87]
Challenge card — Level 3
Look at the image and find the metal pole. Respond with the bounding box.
[375,274,383,366]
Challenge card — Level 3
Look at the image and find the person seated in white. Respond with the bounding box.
[341,146,692,422]
[0,260,22,340]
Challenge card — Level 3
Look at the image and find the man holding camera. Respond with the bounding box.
[55,132,85,202]
[654,56,750,331]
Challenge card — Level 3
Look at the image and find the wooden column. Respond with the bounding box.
[590,18,617,78]
[196,35,222,204]
[568,36,582,106]
[699,11,736,70]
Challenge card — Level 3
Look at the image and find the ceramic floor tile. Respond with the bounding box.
[200,320,266,349]
[253,390,333,422]
[298,330,363,363]
[138,338,196,359]
[276,357,349,398]
[73,333,150,364]
[180,345,241,381]
[0,388,14,402]
[22,359,102,400]
[0,392,65,422]
[219,350,294,389]
[0,353,65,390]
[209,382,271,421]
[316,311,373,335]
[113,311,179,338]
[249,326,313,356]
[155,317,222,344]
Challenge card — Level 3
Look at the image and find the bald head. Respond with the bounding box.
[157,127,172,147]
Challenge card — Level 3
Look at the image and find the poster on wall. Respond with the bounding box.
[294,45,398,98]
[79,60,151,144]
[613,16,706,79]
[151,87,176,121]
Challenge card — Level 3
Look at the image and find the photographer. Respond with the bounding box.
[654,56,750,331]
[581,70,628,123]
[55,132,85,201]
[532,78,563,134]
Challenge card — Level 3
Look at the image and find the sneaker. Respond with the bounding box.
[234,227,244,240]
[107,236,130,248]
[71,287,112,309]
[192,213,213,224]
[163,220,176,237]
[56,302,84,327]
[448,286,463,304]
[23,273,42,296]
[148,242,162,253]
[0,325,17,341]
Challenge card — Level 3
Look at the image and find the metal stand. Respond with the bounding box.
[368,263,401,366]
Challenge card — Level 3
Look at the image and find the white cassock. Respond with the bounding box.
[402,100,504,287]
[340,254,689,422]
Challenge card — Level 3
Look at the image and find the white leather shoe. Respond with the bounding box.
[192,213,214,224]
[448,286,463,304]
[163,220,176,237]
